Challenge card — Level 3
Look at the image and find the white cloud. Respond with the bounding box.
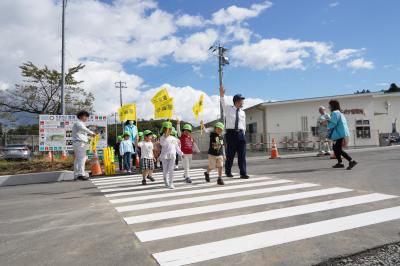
[231,38,364,70]
[329,2,340,8]
[347,58,374,70]
[176,14,205,27]
[173,29,218,63]
[0,0,372,125]
[211,1,272,25]
[376,82,389,87]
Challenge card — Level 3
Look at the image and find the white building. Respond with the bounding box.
[245,92,400,150]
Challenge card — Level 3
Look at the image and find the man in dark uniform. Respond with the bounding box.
[220,86,249,179]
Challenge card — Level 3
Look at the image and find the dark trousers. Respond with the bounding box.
[131,152,136,169]
[117,154,123,171]
[225,130,247,175]
[123,152,131,171]
[333,139,352,163]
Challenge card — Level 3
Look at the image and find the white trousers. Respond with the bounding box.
[319,133,332,153]
[161,158,175,187]
[182,154,192,178]
[73,142,88,177]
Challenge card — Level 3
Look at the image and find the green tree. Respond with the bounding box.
[385,83,400,93]
[0,62,94,119]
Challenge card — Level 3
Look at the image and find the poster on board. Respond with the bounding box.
[39,115,108,152]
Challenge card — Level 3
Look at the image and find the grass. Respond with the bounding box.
[0,158,75,175]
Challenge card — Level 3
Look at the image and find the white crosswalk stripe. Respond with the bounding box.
[104,176,274,198]
[115,183,319,212]
[92,168,206,185]
[136,193,396,242]
[99,173,225,193]
[153,206,400,266]
[89,168,400,266]
[96,172,239,189]
[110,179,292,204]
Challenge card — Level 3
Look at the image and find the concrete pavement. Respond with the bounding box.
[0,147,399,266]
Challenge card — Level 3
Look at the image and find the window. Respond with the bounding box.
[301,116,308,132]
[247,123,257,134]
[247,123,257,143]
[311,126,318,137]
[356,120,371,139]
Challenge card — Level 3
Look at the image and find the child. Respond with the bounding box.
[138,130,155,185]
[204,122,226,185]
[137,131,144,173]
[119,131,134,174]
[160,121,183,189]
[177,119,194,183]
[114,135,123,172]
[152,134,161,169]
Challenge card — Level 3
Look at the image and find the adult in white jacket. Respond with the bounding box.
[72,110,95,180]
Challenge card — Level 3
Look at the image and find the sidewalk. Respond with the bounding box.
[191,145,400,168]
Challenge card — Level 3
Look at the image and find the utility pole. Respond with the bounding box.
[210,44,229,122]
[115,81,127,131]
[60,0,67,115]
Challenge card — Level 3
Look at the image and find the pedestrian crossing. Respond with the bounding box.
[90,168,400,266]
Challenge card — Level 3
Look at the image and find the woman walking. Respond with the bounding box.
[328,100,358,170]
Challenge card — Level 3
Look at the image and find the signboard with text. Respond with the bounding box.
[39,115,108,152]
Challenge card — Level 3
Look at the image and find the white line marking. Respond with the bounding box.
[124,187,352,224]
[96,173,230,189]
[153,206,400,266]
[92,169,206,184]
[110,180,292,204]
[104,176,274,198]
[92,170,209,185]
[116,183,319,212]
[137,193,397,242]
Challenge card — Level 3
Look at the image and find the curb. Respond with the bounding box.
[0,170,74,187]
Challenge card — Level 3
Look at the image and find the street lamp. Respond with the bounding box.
[210,44,229,122]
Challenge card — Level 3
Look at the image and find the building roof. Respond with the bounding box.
[245,91,400,111]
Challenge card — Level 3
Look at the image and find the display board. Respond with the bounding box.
[39,115,107,152]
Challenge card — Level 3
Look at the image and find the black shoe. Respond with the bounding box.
[240,175,250,179]
[217,178,225,185]
[142,179,147,185]
[184,177,192,183]
[77,175,88,180]
[347,161,358,170]
[226,173,234,178]
[332,163,345,168]
[147,176,155,182]
[204,172,210,182]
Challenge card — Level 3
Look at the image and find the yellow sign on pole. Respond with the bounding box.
[152,88,174,119]
[90,134,99,152]
[118,103,137,122]
[155,97,174,119]
[103,146,116,175]
[192,94,205,120]
[151,88,170,104]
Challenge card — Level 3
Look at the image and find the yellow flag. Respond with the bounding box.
[118,103,137,122]
[155,97,174,119]
[192,94,205,120]
[90,134,99,152]
[151,88,170,104]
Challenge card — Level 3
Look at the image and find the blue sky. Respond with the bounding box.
[122,0,400,100]
[1,0,399,123]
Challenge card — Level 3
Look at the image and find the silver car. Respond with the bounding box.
[2,144,32,160]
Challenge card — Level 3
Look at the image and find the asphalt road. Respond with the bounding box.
[0,147,399,266]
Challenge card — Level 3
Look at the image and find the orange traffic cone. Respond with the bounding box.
[91,152,103,176]
[46,151,53,161]
[61,150,68,160]
[270,138,280,159]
